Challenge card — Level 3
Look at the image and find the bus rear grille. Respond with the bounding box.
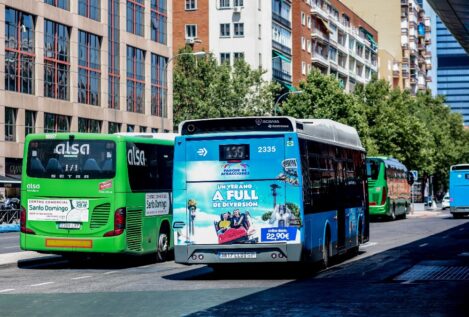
[90,203,111,229]
[126,210,143,252]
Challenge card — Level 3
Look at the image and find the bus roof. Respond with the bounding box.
[179,117,364,151]
[451,164,469,171]
[25,132,177,143]
[367,156,408,171]
[114,132,177,141]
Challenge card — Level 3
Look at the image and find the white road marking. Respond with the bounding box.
[103,271,117,275]
[401,280,415,284]
[139,265,151,269]
[71,276,92,280]
[360,242,377,249]
[31,282,54,287]
[0,289,15,293]
[2,246,18,249]
[458,252,469,257]
[419,243,429,247]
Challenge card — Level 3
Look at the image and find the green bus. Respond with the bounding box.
[366,157,413,220]
[20,133,175,260]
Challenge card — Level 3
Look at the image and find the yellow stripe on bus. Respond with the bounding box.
[45,239,93,248]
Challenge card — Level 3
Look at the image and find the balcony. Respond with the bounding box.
[272,67,292,84]
[401,0,409,6]
[310,4,329,21]
[426,76,432,82]
[272,12,291,29]
[311,53,329,68]
[311,30,329,43]
[272,40,291,55]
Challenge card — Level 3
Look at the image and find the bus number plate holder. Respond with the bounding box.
[58,222,81,229]
[218,252,257,259]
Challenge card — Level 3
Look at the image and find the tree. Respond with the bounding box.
[173,48,279,128]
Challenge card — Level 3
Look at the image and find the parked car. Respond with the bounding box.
[0,197,20,210]
[441,193,450,210]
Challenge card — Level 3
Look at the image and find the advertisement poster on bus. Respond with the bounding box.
[27,199,89,222]
[173,158,303,245]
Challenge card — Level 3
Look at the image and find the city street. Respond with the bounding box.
[0,209,467,316]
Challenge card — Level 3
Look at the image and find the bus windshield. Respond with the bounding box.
[366,159,380,180]
[26,139,116,179]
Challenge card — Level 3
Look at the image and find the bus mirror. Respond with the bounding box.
[407,172,414,185]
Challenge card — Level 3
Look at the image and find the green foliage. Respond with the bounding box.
[282,70,469,192]
[173,48,280,127]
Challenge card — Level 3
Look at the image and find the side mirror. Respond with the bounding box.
[407,172,414,185]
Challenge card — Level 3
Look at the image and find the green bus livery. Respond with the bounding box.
[20,133,175,260]
[366,157,413,220]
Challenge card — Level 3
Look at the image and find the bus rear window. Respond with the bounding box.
[27,140,116,179]
[366,160,380,180]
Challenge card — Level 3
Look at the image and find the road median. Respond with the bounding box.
[0,251,58,267]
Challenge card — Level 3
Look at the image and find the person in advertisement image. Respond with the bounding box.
[175,158,303,246]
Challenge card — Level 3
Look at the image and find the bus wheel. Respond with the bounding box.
[156,230,169,262]
[402,205,407,219]
[321,235,331,269]
[390,204,396,221]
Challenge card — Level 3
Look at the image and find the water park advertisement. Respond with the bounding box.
[174,157,303,245]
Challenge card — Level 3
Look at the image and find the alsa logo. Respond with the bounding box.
[27,184,40,191]
[54,142,90,155]
[127,146,146,166]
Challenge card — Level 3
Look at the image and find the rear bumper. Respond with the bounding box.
[450,207,469,214]
[175,243,302,264]
[20,233,127,254]
[369,204,389,216]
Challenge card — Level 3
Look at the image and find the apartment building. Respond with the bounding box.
[0,0,172,197]
[342,0,432,94]
[294,0,378,91]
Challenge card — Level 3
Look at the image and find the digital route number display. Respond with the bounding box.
[219,144,250,161]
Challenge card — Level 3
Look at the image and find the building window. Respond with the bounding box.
[185,0,196,10]
[151,53,167,117]
[139,126,147,132]
[220,23,230,37]
[78,31,101,105]
[185,24,197,38]
[78,117,101,133]
[127,124,135,132]
[127,46,145,113]
[78,0,100,21]
[219,0,230,8]
[234,52,244,61]
[307,40,311,54]
[44,20,70,100]
[220,53,230,64]
[234,23,244,37]
[151,0,167,44]
[151,128,158,133]
[25,110,36,136]
[301,12,306,25]
[258,24,262,39]
[5,8,35,94]
[307,16,311,29]
[108,121,121,133]
[109,0,120,109]
[5,107,17,142]
[44,0,69,10]
[301,36,306,50]
[234,0,243,6]
[126,0,144,36]
[302,62,306,75]
[44,113,70,133]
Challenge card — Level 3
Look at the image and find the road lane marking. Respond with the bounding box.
[458,252,469,257]
[31,282,54,287]
[360,242,377,249]
[139,265,151,269]
[71,276,92,280]
[442,235,448,239]
[103,271,117,275]
[0,289,15,293]
[2,246,18,249]
[401,280,414,284]
[419,243,429,247]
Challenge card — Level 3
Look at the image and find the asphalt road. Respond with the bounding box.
[0,232,21,254]
[0,210,467,316]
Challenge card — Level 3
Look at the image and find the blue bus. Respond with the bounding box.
[172,117,369,267]
[449,164,469,219]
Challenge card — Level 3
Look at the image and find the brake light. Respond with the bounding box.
[369,202,377,206]
[104,208,126,237]
[20,207,35,234]
[380,187,387,205]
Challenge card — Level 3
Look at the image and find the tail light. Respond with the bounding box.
[380,187,387,205]
[104,208,126,237]
[20,207,35,234]
[369,202,377,206]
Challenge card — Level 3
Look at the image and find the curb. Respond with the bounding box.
[0,224,20,233]
[0,251,58,267]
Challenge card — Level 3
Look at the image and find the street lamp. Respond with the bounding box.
[273,90,302,116]
[162,51,207,132]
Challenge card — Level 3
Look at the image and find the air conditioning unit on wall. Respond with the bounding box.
[185,38,196,44]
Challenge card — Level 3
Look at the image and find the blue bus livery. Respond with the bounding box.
[449,164,469,218]
[172,117,369,266]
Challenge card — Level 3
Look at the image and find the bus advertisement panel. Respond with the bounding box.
[20,133,175,260]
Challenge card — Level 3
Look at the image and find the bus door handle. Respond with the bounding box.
[173,221,185,229]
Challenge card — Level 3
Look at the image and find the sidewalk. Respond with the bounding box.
[0,251,55,266]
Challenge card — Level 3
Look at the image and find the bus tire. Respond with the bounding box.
[156,226,170,262]
[390,204,396,221]
[452,213,464,219]
[402,204,407,219]
[321,231,331,269]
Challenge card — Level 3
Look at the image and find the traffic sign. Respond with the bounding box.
[410,170,418,181]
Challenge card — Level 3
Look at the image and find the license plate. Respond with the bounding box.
[58,222,81,229]
[218,252,257,259]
